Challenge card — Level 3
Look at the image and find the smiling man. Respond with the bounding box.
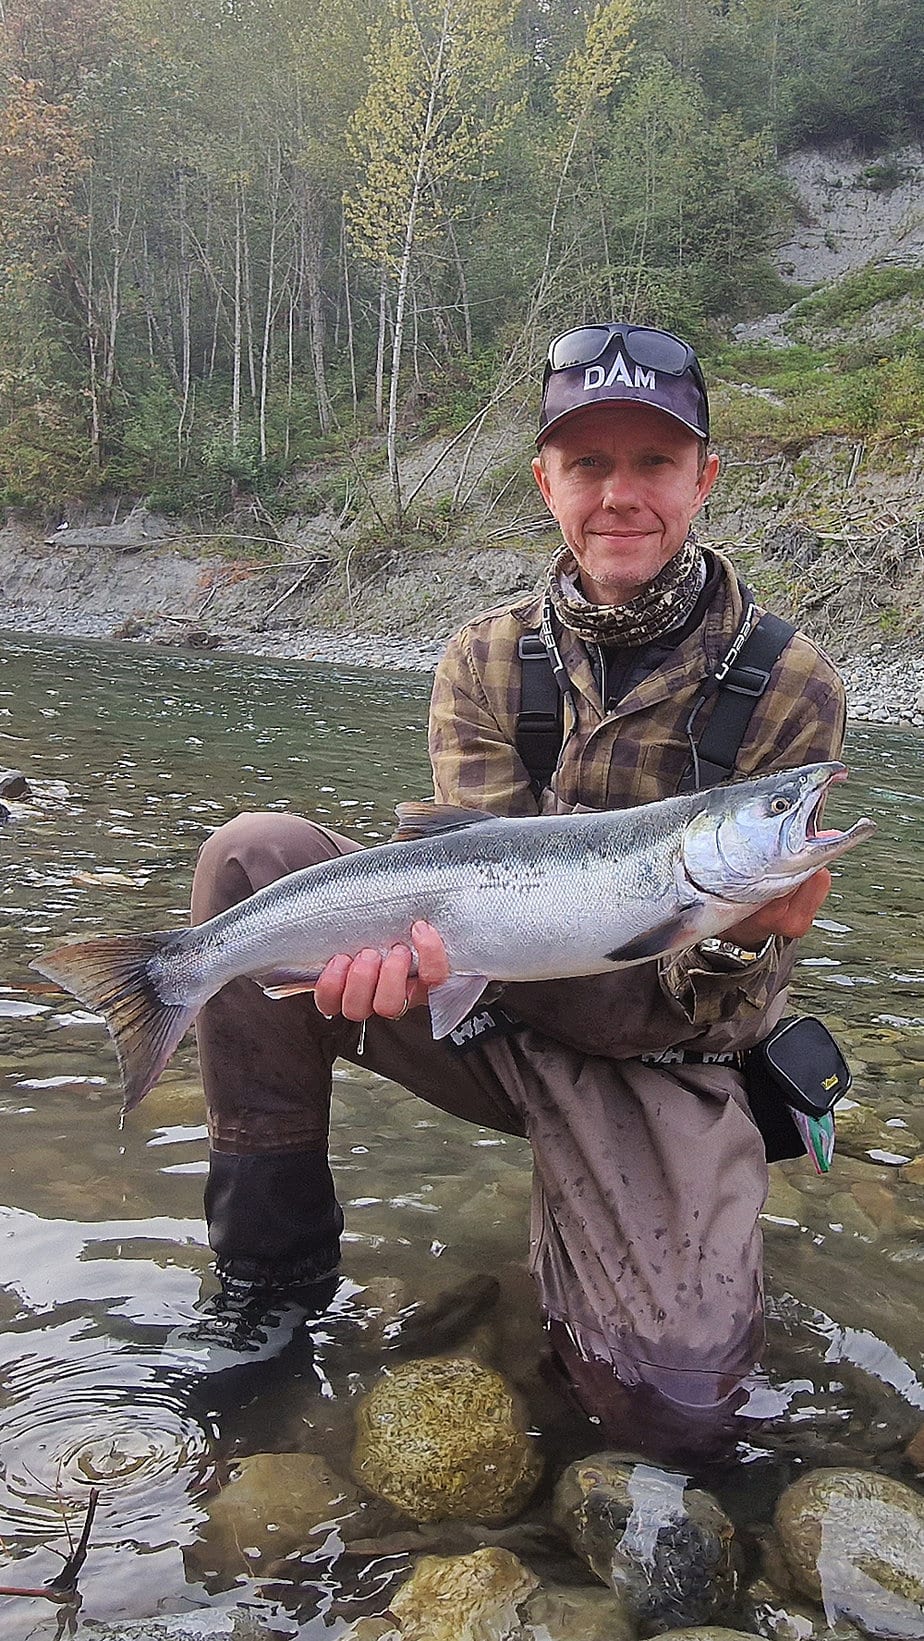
[189,322,847,1457]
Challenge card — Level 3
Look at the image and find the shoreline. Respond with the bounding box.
[2,601,923,730]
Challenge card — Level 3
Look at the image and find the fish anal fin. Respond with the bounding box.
[427,973,491,1038]
[253,965,322,1000]
[392,801,495,843]
[606,913,698,964]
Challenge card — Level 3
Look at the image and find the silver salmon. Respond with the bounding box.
[31,761,873,1112]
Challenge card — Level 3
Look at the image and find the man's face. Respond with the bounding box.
[532,403,719,607]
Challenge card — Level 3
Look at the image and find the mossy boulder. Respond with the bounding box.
[774,1467,924,1638]
[352,1356,542,1523]
[388,1547,538,1639]
[650,1631,760,1640]
[553,1452,741,1636]
[649,1631,760,1640]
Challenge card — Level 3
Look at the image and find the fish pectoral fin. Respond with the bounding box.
[392,801,495,842]
[254,966,322,999]
[606,912,699,964]
[427,973,491,1038]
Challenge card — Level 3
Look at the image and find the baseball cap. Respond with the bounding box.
[537,322,710,447]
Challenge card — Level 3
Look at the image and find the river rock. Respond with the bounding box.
[79,1615,277,1639]
[833,1103,919,1165]
[553,1453,741,1635]
[742,1576,864,1639]
[194,1450,373,1572]
[389,1547,538,1639]
[645,1631,760,1640]
[45,506,175,553]
[337,1548,542,1639]
[904,1424,924,1470]
[519,1582,637,1638]
[352,1356,542,1523]
[774,1467,924,1637]
[357,1273,501,1356]
[0,768,29,798]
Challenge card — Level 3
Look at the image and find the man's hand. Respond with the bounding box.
[722,867,832,950]
[313,921,450,1023]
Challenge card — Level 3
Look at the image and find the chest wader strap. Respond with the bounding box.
[689,602,796,789]
[516,630,566,799]
[514,580,797,798]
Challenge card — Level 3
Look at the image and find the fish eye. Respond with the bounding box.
[770,796,792,815]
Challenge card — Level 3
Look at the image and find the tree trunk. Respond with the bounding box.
[341,205,358,417]
[259,147,281,464]
[374,270,387,431]
[386,3,450,524]
[302,184,332,434]
[231,182,242,453]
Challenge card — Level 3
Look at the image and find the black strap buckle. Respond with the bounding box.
[723,663,773,698]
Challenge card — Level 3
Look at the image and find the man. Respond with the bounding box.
[189,322,845,1452]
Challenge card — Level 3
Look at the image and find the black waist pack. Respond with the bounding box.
[744,1015,852,1164]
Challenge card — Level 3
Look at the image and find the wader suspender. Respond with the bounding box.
[515,581,796,797]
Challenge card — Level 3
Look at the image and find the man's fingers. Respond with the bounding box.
[340,948,386,1021]
[372,944,414,1019]
[777,868,832,937]
[413,920,450,987]
[314,952,352,1018]
[313,924,450,1023]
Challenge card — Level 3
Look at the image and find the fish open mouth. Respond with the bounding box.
[798,765,875,856]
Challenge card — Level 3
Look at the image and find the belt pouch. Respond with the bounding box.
[744,1015,851,1164]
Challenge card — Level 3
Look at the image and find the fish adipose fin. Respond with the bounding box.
[606,912,699,963]
[392,801,495,842]
[427,973,491,1038]
[30,934,194,1113]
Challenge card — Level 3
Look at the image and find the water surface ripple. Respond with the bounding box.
[1,631,922,1634]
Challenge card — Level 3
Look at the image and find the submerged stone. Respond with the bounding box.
[0,768,29,798]
[194,1450,373,1574]
[389,1547,538,1639]
[352,1356,542,1523]
[774,1466,924,1638]
[520,1581,637,1639]
[743,1575,864,1639]
[553,1452,741,1635]
[649,1631,761,1640]
[79,1615,279,1639]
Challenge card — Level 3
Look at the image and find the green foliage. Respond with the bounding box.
[787,267,924,327]
[0,0,920,512]
[0,396,93,507]
[712,336,924,448]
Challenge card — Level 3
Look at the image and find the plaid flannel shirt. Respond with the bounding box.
[428,549,847,1052]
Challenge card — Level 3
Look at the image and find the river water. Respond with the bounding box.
[0,631,922,1637]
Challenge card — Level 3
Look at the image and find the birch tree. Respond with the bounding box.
[345,0,522,523]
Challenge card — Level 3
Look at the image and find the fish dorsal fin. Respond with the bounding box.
[392,801,495,843]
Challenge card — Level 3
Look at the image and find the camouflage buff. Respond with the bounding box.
[429,548,846,1032]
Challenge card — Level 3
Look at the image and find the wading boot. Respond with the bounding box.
[169,1147,343,1373]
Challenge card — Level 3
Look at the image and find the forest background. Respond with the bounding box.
[1,0,923,661]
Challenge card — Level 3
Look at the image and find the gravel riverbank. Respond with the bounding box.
[2,599,923,729]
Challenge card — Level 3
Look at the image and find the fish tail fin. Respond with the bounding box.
[30,933,196,1112]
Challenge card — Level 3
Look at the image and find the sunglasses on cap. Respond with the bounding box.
[546,322,703,381]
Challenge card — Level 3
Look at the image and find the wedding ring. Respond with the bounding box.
[395,998,410,1020]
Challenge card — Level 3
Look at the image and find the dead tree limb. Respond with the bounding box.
[0,1487,99,1602]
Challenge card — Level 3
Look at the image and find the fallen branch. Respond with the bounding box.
[0,1486,99,1602]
